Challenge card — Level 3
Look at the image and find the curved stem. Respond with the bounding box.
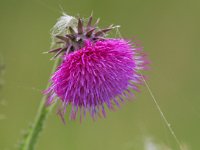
[19,59,60,150]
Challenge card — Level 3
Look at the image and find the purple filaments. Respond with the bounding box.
[45,38,148,121]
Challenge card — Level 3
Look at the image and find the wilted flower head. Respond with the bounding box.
[44,14,149,122]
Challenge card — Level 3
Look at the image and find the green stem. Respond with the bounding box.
[19,58,60,150]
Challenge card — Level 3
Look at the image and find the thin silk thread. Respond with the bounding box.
[140,73,183,150]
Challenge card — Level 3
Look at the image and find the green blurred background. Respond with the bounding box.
[0,0,199,150]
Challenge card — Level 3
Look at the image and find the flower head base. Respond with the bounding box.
[45,14,149,122]
[48,14,114,60]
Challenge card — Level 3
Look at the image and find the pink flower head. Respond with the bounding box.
[45,15,149,122]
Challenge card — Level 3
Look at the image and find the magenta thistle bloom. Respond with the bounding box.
[45,14,149,122]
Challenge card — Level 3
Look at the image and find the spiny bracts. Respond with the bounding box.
[48,15,113,59]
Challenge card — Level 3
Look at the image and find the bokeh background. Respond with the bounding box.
[0,0,200,150]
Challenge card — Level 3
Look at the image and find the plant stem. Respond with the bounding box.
[19,58,60,150]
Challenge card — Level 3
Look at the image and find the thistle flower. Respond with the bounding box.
[45,14,149,122]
